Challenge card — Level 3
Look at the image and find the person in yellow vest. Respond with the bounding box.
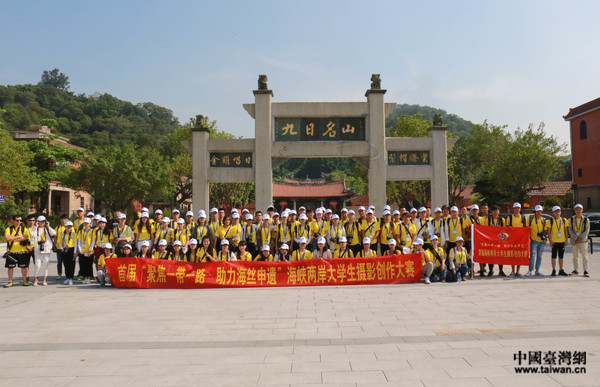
[344,210,361,257]
[134,212,155,252]
[73,207,86,231]
[359,209,380,252]
[255,244,274,261]
[217,239,237,261]
[412,238,432,284]
[463,204,482,254]
[171,218,191,252]
[486,205,504,277]
[547,205,569,276]
[310,208,329,251]
[526,205,547,277]
[340,208,349,226]
[448,237,470,282]
[569,203,591,277]
[333,236,354,258]
[379,210,395,255]
[93,217,111,268]
[196,236,216,262]
[356,237,376,258]
[137,240,153,258]
[237,241,253,261]
[96,243,116,287]
[445,206,463,255]
[184,238,198,262]
[3,215,33,287]
[503,202,526,277]
[294,213,312,251]
[154,217,172,252]
[383,238,401,256]
[57,221,76,285]
[241,214,258,256]
[313,237,332,259]
[426,235,446,282]
[170,209,181,229]
[277,212,293,252]
[409,208,418,224]
[414,207,431,250]
[395,212,417,249]
[76,218,95,285]
[327,214,346,252]
[153,239,171,260]
[169,240,185,261]
[258,214,273,252]
[291,237,312,261]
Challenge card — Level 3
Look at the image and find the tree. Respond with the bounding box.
[386,114,434,207]
[25,139,84,212]
[471,123,565,204]
[65,143,174,214]
[40,68,70,91]
[0,110,41,193]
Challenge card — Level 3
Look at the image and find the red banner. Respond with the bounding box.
[105,255,422,289]
[472,225,530,265]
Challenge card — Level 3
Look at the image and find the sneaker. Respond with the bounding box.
[570,270,579,276]
[479,270,485,277]
[425,277,431,284]
[535,270,544,276]
[525,271,533,277]
[515,273,522,278]
[78,275,84,281]
[64,279,70,284]
[97,283,105,288]
[68,279,73,285]
[22,281,30,286]
[509,272,515,278]
[499,270,507,277]
[86,279,91,284]
[559,270,568,276]
[551,269,556,277]
[4,282,14,288]
[487,270,494,277]
[461,276,467,281]
[584,271,590,277]
[56,275,62,280]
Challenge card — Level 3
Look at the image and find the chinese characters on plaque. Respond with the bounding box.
[209,152,253,168]
[387,151,430,166]
[274,117,365,141]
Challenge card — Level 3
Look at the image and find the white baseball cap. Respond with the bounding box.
[86,212,95,217]
[118,213,127,220]
[430,235,439,241]
[198,210,206,218]
[232,212,240,219]
[220,239,229,245]
[535,205,543,212]
[210,208,218,213]
[245,214,253,220]
[93,214,102,220]
[155,209,163,215]
[366,209,374,215]
[177,218,185,224]
[513,203,521,208]
[37,215,46,222]
[434,207,442,213]
[141,240,150,247]
[552,205,561,212]
[99,217,107,223]
[262,214,270,220]
[341,208,348,213]
[173,240,182,247]
[262,244,270,251]
[299,214,307,220]
[338,236,347,243]
[83,218,91,224]
[189,238,198,245]
[272,212,279,217]
[388,238,397,245]
[410,208,417,213]
[104,243,113,249]
[158,239,167,246]
[141,207,149,213]
[172,209,180,214]
[383,205,391,211]
[65,221,73,227]
[392,210,400,216]
[298,237,307,244]
[362,237,371,244]
[186,211,194,217]
[332,214,339,219]
[455,236,464,242]
[280,243,289,250]
[471,204,479,210]
[242,208,249,213]
[124,244,132,250]
[450,206,459,212]
[574,204,583,210]
[413,238,424,245]
[325,209,332,214]
[383,210,391,216]
[141,212,149,218]
[76,207,85,212]
[315,208,323,214]
[317,237,326,244]
[418,207,426,212]
[162,217,170,223]
[358,206,366,211]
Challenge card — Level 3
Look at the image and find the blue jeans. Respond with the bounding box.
[458,264,469,278]
[529,240,544,272]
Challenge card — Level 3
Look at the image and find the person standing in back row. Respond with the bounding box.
[548,205,569,276]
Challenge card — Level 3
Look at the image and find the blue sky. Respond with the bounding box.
[1,0,598,146]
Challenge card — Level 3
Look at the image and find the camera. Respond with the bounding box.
[537,232,545,241]
[38,241,45,252]
[20,239,30,246]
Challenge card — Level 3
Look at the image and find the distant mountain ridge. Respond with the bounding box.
[386,103,473,138]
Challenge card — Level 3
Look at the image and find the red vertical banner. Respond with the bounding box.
[105,255,422,289]
[472,225,530,266]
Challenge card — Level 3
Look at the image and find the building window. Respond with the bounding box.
[80,197,84,208]
[587,197,592,209]
[578,168,582,178]
[580,120,587,140]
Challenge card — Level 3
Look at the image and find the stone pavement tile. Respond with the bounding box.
[408,357,471,370]
[64,375,134,386]
[447,340,503,349]
[292,360,351,373]
[293,345,346,354]
[322,370,386,383]
[375,349,433,362]
[350,359,411,371]
[345,343,399,353]
[0,377,75,387]
[423,377,493,387]
[320,351,377,363]
[445,365,511,379]
[264,353,321,364]
[396,341,452,351]
[258,372,322,385]
[358,381,422,387]
[428,347,488,359]
[384,368,451,383]
[290,384,354,387]
[485,375,564,387]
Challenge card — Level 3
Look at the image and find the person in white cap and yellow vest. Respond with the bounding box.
[569,203,590,277]
[526,205,547,277]
[547,205,569,276]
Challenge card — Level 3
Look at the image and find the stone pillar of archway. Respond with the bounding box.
[428,125,449,208]
[366,88,387,212]
[192,123,210,212]
[254,88,274,212]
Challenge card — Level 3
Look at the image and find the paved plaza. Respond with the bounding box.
[0,242,599,386]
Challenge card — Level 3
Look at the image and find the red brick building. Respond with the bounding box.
[564,97,600,210]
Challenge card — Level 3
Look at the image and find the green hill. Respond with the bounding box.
[386,103,473,138]
[0,83,180,148]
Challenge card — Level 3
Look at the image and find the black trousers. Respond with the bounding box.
[79,254,94,277]
[62,248,75,279]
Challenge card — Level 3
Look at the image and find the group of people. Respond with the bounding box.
[3,201,591,287]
